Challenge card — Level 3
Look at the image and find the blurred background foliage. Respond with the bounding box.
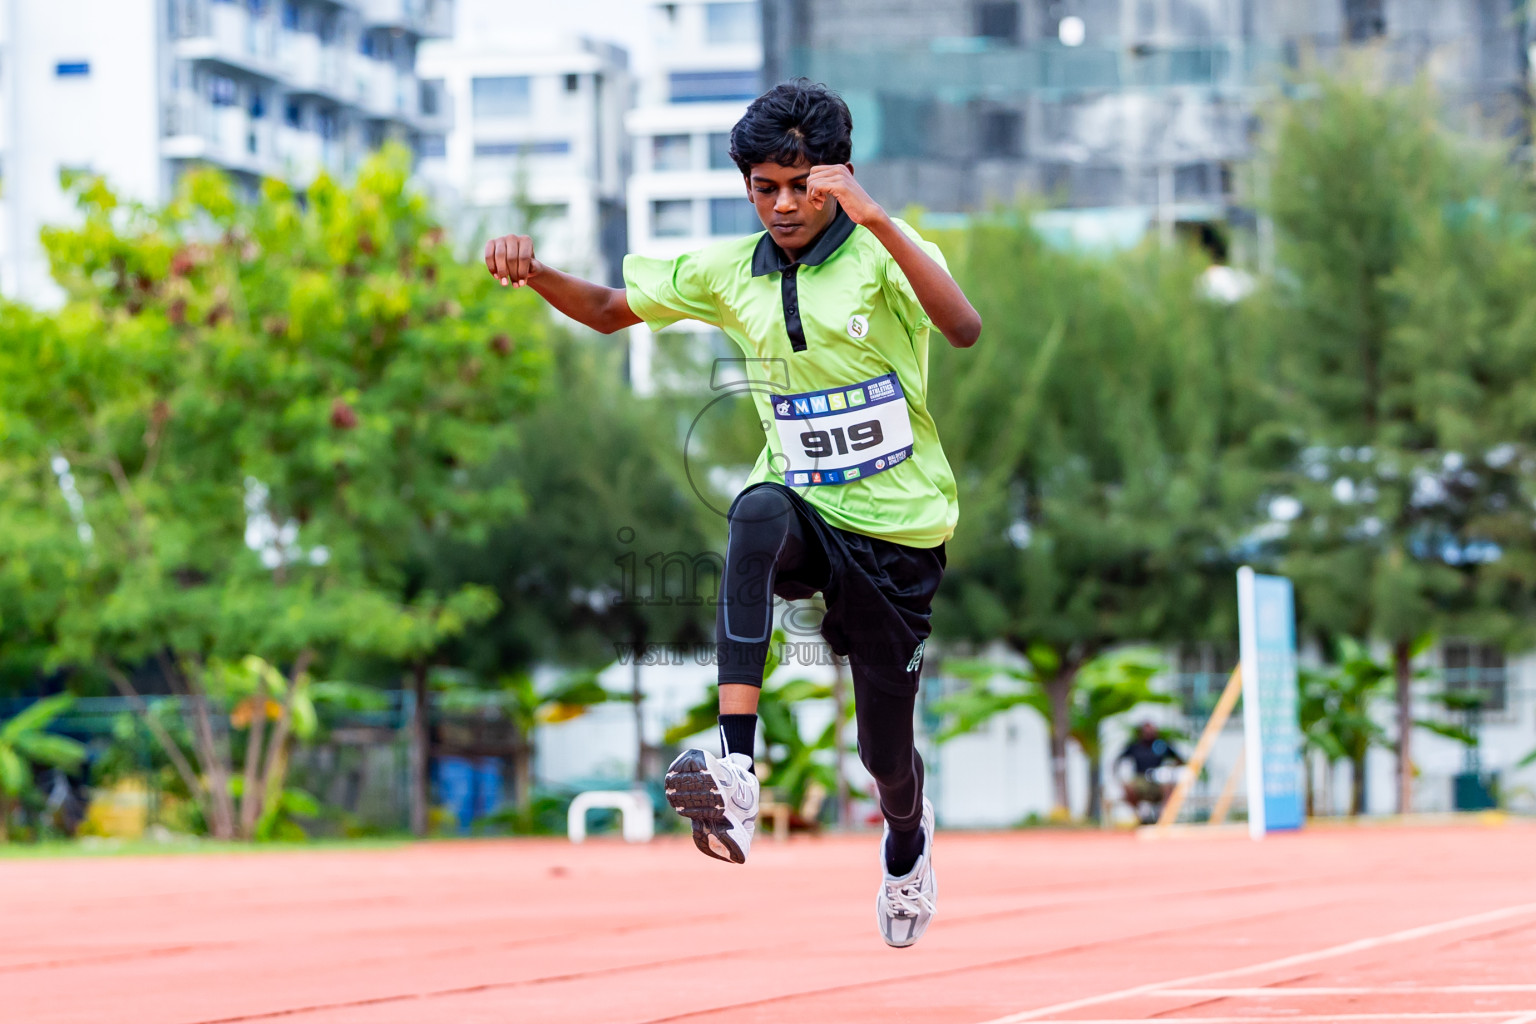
[4,71,1536,838]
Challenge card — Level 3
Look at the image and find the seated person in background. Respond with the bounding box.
[1116,721,1185,823]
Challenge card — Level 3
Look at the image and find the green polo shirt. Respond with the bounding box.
[623,208,958,549]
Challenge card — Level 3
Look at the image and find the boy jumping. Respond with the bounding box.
[483,80,980,948]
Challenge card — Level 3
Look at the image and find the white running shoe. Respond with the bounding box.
[664,749,758,864]
[877,796,936,948]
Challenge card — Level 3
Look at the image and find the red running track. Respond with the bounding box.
[4,821,1536,1024]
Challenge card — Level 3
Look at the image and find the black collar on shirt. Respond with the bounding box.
[750,206,857,352]
[750,205,857,277]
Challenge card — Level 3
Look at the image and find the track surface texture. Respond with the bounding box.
[6,821,1536,1024]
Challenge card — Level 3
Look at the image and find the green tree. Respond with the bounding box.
[0,695,87,840]
[1072,649,1171,821]
[1298,638,1393,816]
[931,218,1273,816]
[1262,75,1536,812]
[424,341,715,785]
[0,148,546,838]
[933,647,1169,821]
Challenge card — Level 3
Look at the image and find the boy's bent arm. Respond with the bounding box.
[485,233,641,335]
[805,166,982,348]
[866,219,981,348]
[528,264,642,335]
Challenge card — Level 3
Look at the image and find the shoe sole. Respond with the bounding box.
[664,750,745,865]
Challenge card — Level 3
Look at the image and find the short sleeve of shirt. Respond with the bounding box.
[623,251,723,331]
[880,221,950,336]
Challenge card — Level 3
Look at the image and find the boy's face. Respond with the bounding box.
[745,159,843,256]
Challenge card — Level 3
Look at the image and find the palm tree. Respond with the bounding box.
[0,695,88,841]
[933,647,1169,821]
[1299,639,1391,816]
[1070,650,1171,822]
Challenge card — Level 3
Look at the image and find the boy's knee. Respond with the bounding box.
[730,486,794,530]
[859,742,913,784]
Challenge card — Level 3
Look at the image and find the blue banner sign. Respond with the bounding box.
[1237,567,1304,837]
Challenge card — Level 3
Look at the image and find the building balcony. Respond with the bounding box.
[339,53,372,107]
[278,126,327,184]
[170,0,283,81]
[360,59,414,120]
[162,94,279,176]
[357,0,453,39]
[280,31,350,101]
[281,31,321,90]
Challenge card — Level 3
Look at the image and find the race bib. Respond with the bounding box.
[771,373,915,486]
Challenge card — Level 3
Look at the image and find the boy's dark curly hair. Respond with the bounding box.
[729,79,853,175]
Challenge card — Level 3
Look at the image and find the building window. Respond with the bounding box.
[281,1,300,30]
[473,140,571,158]
[420,80,443,116]
[708,131,736,170]
[669,70,759,104]
[705,2,759,45]
[1344,0,1385,42]
[652,199,694,238]
[472,76,532,119]
[877,95,934,158]
[565,73,581,92]
[710,197,759,236]
[1175,162,1218,200]
[975,1,1019,44]
[420,135,447,158]
[284,101,303,129]
[56,61,91,77]
[978,109,1021,158]
[209,73,239,107]
[1443,641,1507,713]
[652,134,693,172]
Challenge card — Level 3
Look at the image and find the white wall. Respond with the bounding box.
[418,35,630,279]
[1359,648,1536,815]
[534,653,718,784]
[4,0,162,305]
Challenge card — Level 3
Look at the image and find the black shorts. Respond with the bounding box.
[730,482,946,697]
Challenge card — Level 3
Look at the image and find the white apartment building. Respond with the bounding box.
[0,0,451,305]
[417,34,629,284]
[625,0,764,391]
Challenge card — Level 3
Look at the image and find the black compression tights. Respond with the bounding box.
[856,685,926,835]
[715,485,925,835]
[716,486,809,684]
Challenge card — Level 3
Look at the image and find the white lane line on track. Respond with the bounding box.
[1500,1015,1536,1024]
[974,900,1536,1024]
[1162,986,1536,997]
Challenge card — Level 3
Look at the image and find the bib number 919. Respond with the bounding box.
[799,420,883,459]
